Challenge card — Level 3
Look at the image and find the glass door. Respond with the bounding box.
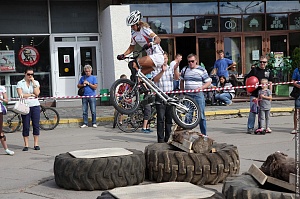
[223,36,241,75]
[245,36,263,74]
[198,37,217,74]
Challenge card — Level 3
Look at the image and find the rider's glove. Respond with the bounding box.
[117,54,125,60]
[142,42,152,50]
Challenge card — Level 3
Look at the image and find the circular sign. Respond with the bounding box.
[18,46,40,66]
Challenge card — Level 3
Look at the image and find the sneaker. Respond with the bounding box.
[255,128,264,134]
[34,146,40,150]
[266,128,272,133]
[146,128,153,132]
[5,149,14,155]
[227,102,233,106]
[247,128,254,134]
[291,129,298,134]
[22,147,28,151]
[92,124,97,128]
[141,128,151,133]
[80,124,88,128]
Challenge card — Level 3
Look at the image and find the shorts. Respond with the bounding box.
[149,53,164,68]
[295,96,300,109]
[143,104,151,120]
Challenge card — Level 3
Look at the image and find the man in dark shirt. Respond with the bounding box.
[244,56,274,134]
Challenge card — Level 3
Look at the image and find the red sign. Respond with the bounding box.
[18,46,40,66]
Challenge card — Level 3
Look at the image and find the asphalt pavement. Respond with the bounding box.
[0,99,297,199]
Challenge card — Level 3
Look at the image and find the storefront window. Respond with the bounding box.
[172,2,218,15]
[243,14,265,31]
[220,1,264,14]
[266,14,288,30]
[172,17,195,33]
[196,16,219,33]
[148,17,171,34]
[266,0,300,13]
[0,36,50,73]
[220,16,242,32]
[289,13,300,30]
[128,3,170,16]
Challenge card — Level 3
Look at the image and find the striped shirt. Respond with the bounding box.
[151,64,174,92]
[181,66,212,90]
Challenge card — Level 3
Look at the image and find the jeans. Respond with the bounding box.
[21,106,40,137]
[215,93,232,105]
[247,96,259,130]
[186,92,207,135]
[82,97,97,125]
[156,103,172,143]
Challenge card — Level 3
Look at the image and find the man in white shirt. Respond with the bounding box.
[170,53,182,90]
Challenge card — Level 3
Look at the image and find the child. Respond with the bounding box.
[255,78,272,133]
[0,86,14,155]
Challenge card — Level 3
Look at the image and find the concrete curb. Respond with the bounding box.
[57,107,295,126]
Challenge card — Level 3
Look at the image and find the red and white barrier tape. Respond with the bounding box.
[10,80,296,100]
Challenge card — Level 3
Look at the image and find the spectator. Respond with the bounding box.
[244,56,273,134]
[211,49,236,80]
[77,64,98,128]
[291,67,300,134]
[0,86,14,155]
[152,52,179,142]
[256,78,272,133]
[229,65,238,77]
[180,53,212,135]
[215,75,235,106]
[16,67,41,151]
[170,53,182,90]
[141,73,153,133]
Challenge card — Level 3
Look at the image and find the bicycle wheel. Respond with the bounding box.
[40,106,60,130]
[110,78,140,115]
[171,95,201,129]
[116,109,143,133]
[2,110,22,133]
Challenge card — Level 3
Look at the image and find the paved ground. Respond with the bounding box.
[0,99,297,198]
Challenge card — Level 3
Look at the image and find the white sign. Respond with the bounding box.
[252,50,260,60]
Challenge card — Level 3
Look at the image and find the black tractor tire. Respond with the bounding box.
[144,143,240,185]
[54,149,145,191]
[222,174,296,199]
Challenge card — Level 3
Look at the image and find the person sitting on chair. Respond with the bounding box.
[215,76,235,106]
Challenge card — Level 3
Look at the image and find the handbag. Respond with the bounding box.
[1,103,7,115]
[12,96,29,115]
[78,87,85,96]
[290,86,300,99]
[77,76,86,96]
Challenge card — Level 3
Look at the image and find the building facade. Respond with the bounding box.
[0,0,300,98]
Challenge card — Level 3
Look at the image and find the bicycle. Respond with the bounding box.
[110,50,201,129]
[3,104,60,133]
[114,99,157,133]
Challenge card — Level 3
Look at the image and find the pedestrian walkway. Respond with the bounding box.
[55,99,294,127]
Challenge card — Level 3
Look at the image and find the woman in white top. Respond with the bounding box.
[16,67,41,151]
[117,10,164,77]
[0,86,14,155]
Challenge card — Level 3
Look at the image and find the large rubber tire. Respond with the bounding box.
[145,143,240,185]
[110,78,140,115]
[222,174,296,199]
[54,149,145,191]
[171,95,201,129]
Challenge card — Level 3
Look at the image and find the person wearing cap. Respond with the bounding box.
[117,10,164,79]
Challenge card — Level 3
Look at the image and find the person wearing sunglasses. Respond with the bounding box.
[16,67,41,151]
[180,53,212,136]
[211,49,237,80]
[244,56,274,134]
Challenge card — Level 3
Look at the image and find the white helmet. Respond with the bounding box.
[126,10,141,26]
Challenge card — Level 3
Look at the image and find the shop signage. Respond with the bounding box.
[18,46,40,66]
[0,50,16,72]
